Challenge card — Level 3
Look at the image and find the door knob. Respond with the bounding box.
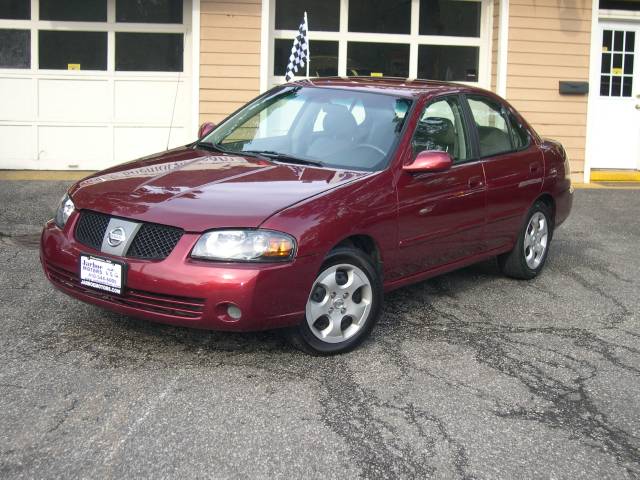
[636,104,640,110]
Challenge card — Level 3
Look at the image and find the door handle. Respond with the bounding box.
[635,104,640,110]
[468,176,483,188]
[529,162,542,174]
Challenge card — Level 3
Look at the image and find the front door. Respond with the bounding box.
[591,21,640,170]
[395,95,486,277]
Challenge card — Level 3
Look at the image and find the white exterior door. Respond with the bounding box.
[591,21,640,170]
[0,0,195,171]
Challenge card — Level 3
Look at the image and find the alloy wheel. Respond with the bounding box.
[524,211,548,269]
[305,263,372,344]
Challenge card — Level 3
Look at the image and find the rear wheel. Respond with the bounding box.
[290,247,382,355]
[498,201,553,280]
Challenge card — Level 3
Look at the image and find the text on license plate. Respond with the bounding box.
[80,255,124,295]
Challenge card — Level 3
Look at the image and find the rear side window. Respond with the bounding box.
[467,96,512,157]
[507,112,530,150]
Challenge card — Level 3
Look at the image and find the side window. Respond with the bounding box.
[412,96,469,163]
[507,112,529,150]
[467,96,512,157]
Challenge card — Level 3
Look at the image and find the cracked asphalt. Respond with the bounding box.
[1,181,639,479]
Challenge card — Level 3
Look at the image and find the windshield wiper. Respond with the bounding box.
[242,150,324,167]
[194,141,229,153]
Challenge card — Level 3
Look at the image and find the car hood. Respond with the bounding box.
[69,147,371,231]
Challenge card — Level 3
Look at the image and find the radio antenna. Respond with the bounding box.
[167,67,182,150]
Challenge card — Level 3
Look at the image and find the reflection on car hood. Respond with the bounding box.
[69,147,371,231]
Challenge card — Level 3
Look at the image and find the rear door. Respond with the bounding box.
[395,95,486,277]
[464,95,543,252]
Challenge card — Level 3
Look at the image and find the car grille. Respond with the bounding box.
[74,210,183,260]
[45,260,206,320]
[127,223,184,259]
[75,210,110,251]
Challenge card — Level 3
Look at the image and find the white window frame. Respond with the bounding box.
[263,0,492,90]
[0,0,196,170]
[0,0,192,78]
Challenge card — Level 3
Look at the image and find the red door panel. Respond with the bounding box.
[483,146,544,251]
[395,162,486,277]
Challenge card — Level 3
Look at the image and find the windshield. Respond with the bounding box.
[201,86,413,172]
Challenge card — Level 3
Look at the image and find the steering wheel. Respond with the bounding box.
[353,143,386,156]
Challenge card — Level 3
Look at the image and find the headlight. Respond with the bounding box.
[54,193,75,228]
[191,230,296,262]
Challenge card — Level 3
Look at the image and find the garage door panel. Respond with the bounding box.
[38,79,111,122]
[0,125,35,166]
[114,126,186,164]
[38,126,111,169]
[0,78,35,121]
[114,80,188,124]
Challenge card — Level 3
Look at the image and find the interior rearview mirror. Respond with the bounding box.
[198,122,216,139]
[403,151,452,174]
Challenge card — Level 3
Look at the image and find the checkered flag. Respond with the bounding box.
[285,12,309,82]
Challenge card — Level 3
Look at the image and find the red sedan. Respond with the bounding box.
[41,78,573,354]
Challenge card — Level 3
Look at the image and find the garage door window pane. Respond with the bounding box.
[40,0,106,22]
[419,0,481,37]
[39,31,107,70]
[347,42,409,77]
[116,33,183,72]
[275,0,339,31]
[0,0,29,19]
[0,29,30,68]
[348,0,411,34]
[418,45,479,82]
[274,39,338,76]
[116,0,183,24]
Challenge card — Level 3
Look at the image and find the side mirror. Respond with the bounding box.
[198,122,216,139]
[403,151,452,173]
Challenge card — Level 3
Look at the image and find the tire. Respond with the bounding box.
[498,200,553,280]
[289,247,383,355]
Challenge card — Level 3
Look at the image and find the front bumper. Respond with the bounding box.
[40,214,320,331]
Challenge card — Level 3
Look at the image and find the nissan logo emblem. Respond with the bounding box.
[107,227,126,247]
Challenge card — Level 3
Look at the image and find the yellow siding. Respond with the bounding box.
[200,0,262,124]
[506,0,592,178]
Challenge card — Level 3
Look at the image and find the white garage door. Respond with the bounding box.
[0,0,195,171]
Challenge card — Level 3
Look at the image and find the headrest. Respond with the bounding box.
[322,104,358,138]
[422,117,455,145]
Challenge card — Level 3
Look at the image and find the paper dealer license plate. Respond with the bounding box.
[80,255,125,295]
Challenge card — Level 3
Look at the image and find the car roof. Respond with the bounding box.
[287,76,493,99]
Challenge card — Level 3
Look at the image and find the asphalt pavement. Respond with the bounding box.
[1,181,639,479]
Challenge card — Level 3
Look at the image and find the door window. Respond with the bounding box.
[116,0,183,24]
[39,30,108,71]
[0,0,29,20]
[467,96,513,157]
[40,0,106,22]
[412,97,469,162]
[600,29,635,97]
[271,0,485,84]
[115,33,183,72]
[0,29,30,68]
[3,0,186,72]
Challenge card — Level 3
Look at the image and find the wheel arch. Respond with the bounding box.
[330,234,383,275]
[535,193,556,227]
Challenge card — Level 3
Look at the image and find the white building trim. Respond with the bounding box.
[584,0,601,184]
[496,0,509,98]
[259,0,271,93]
[191,0,200,133]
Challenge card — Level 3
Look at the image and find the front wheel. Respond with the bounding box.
[498,201,553,280]
[289,247,383,355]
